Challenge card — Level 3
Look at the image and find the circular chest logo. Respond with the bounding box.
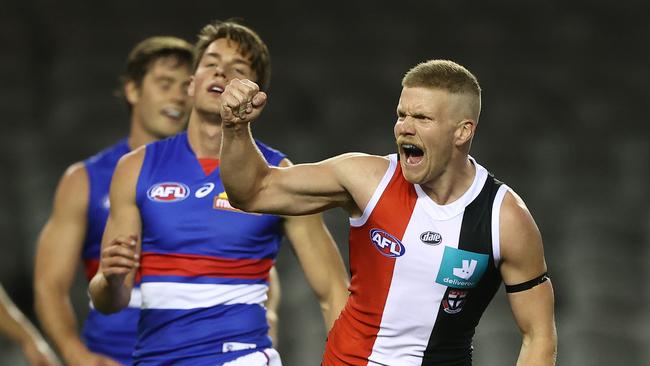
[369,228,406,258]
[147,182,190,202]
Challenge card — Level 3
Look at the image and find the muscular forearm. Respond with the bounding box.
[88,274,131,314]
[220,123,271,210]
[516,333,557,366]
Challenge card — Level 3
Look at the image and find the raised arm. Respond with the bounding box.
[33,163,117,366]
[0,284,60,366]
[219,79,381,217]
[88,149,144,314]
[499,191,557,366]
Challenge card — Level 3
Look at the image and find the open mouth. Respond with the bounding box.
[401,143,424,165]
[161,107,182,120]
[208,85,224,94]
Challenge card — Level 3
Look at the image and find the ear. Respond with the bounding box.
[455,119,476,146]
[187,75,195,98]
[125,81,140,106]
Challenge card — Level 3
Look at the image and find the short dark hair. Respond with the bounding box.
[120,36,194,89]
[194,19,271,90]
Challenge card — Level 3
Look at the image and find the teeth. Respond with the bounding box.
[209,86,224,93]
[162,108,181,118]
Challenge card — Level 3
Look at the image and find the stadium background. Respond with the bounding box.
[1,0,648,365]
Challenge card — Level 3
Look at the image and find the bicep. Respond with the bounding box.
[256,157,351,215]
[499,191,555,334]
[99,152,144,278]
[499,191,547,285]
[255,153,381,216]
[34,164,89,286]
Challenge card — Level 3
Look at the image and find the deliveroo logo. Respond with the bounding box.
[436,246,489,289]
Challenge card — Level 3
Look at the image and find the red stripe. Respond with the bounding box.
[324,161,418,365]
[83,259,100,282]
[83,258,142,284]
[140,252,273,280]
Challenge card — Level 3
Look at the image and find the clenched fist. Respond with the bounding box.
[220,78,267,126]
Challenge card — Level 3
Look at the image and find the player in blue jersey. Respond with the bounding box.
[89,20,350,366]
[33,36,194,366]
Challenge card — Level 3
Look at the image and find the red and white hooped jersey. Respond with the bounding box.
[323,154,510,366]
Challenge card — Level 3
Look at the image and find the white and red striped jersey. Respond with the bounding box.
[324,154,509,366]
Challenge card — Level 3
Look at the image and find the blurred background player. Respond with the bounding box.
[0,284,60,366]
[33,36,194,366]
[89,19,349,365]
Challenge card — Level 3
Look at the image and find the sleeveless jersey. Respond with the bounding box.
[134,132,285,366]
[82,138,140,365]
[323,154,510,366]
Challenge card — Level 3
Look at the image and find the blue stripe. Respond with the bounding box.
[140,275,269,285]
[82,307,138,364]
[135,304,271,365]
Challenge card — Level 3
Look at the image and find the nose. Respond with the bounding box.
[395,116,416,136]
[213,65,226,79]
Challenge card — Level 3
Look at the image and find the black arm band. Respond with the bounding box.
[505,272,549,293]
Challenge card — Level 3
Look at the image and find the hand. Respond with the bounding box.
[99,235,139,288]
[20,338,61,366]
[63,348,122,366]
[220,78,267,126]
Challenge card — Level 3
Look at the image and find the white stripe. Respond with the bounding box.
[140,283,267,310]
[88,287,141,309]
[368,203,463,364]
[491,185,510,267]
[350,155,397,227]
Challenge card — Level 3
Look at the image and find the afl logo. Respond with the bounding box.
[369,229,406,258]
[147,182,190,202]
[420,231,442,245]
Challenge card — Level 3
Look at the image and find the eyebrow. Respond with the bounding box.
[204,52,251,66]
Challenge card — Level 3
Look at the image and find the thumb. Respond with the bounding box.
[221,104,234,121]
[251,91,267,108]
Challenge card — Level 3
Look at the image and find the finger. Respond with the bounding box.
[110,235,137,248]
[102,256,138,271]
[103,246,138,262]
[251,92,267,108]
[240,79,260,94]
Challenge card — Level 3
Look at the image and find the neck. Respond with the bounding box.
[420,156,475,205]
[186,108,222,159]
[127,116,158,150]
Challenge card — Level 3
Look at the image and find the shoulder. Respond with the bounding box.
[59,161,89,192]
[51,162,89,211]
[111,146,146,186]
[84,138,130,167]
[499,189,544,265]
[332,153,391,179]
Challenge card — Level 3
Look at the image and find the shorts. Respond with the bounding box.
[222,348,282,366]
